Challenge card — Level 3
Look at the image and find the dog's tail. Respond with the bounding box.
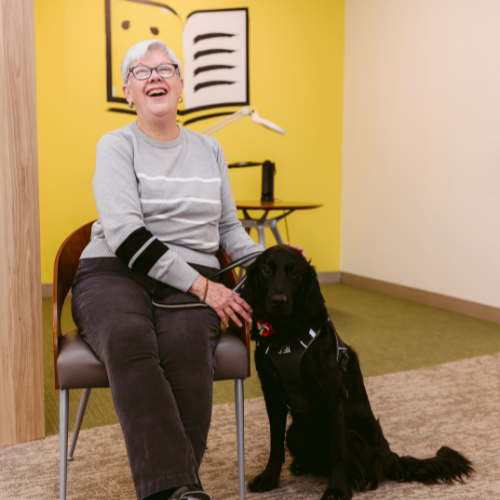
[385,446,473,484]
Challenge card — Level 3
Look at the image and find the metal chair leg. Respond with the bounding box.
[60,389,69,500]
[68,388,91,461]
[235,379,245,500]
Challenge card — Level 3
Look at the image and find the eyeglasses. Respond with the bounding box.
[128,63,179,81]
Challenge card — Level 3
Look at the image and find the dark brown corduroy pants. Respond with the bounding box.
[71,257,220,500]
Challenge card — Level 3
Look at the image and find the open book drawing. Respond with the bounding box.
[105,0,249,121]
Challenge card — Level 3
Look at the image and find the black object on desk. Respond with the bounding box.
[228,161,276,202]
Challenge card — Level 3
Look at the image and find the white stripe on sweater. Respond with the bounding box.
[128,236,156,268]
[141,197,221,205]
[147,214,217,225]
[137,173,221,183]
[178,238,219,248]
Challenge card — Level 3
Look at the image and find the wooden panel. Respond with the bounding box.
[342,272,500,326]
[0,0,44,446]
[317,271,341,284]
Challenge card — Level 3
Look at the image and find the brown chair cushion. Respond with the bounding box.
[57,329,249,389]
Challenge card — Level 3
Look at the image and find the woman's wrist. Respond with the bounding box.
[188,274,207,300]
[201,278,209,303]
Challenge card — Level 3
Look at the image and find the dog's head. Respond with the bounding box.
[241,244,325,318]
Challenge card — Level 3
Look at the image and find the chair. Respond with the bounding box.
[53,221,249,500]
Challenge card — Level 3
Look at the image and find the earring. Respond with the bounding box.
[178,96,183,104]
[128,102,134,109]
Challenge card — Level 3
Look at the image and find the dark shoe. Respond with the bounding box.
[177,492,212,500]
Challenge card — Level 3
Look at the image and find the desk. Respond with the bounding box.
[235,201,323,247]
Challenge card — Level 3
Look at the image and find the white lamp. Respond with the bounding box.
[201,106,286,136]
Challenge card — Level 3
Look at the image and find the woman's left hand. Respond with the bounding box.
[188,275,252,328]
[286,242,307,259]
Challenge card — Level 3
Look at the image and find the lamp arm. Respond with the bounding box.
[202,107,253,135]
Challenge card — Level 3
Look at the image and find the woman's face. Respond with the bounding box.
[123,49,183,122]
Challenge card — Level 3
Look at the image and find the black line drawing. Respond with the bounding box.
[194,33,235,43]
[194,65,235,76]
[105,0,249,121]
[194,81,235,92]
[193,49,235,60]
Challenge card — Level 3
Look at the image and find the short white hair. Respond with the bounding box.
[121,39,182,85]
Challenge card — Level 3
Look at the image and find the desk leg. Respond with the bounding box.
[257,225,266,248]
[270,219,283,245]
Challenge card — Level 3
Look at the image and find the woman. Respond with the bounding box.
[73,38,306,500]
[72,39,263,500]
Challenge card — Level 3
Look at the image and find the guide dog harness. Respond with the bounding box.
[256,318,349,413]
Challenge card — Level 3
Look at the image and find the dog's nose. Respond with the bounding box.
[271,295,287,307]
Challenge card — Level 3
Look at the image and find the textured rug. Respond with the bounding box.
[1,353,499,500]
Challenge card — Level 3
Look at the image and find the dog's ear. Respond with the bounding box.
[303,263,325,316]
[240,261,259,306]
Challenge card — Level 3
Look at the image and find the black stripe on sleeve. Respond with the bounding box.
[115,227,154,265]
[131,238,169,274]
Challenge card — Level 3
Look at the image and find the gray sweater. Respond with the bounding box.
[81,121,263,292]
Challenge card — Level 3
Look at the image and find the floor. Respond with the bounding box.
[42,284,500,436]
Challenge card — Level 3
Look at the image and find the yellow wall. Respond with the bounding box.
[35,0,344,283]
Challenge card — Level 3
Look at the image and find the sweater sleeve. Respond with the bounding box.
[215,141,265,262]
[93,132,199,292]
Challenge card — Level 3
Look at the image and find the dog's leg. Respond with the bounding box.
[304,352,353,500]
[248,351,289,493]
[321,395,353,500]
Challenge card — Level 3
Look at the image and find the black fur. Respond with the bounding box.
[241,244,473,500]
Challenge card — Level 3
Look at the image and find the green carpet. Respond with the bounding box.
[43,284,500,436]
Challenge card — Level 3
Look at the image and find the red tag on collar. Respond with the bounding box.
[257,320,275,337]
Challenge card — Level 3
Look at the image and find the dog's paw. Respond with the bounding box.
[320,487,353,500]
[290,458,308,476]
[248,473,280,492]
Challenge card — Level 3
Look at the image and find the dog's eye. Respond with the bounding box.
[290,268,299,276]
[262,266,271,275]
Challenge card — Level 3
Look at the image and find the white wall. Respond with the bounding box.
[342,0,500,308]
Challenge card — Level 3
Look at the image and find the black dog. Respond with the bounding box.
[241,244,473,500]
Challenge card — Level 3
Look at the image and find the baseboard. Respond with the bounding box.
[41,283,52,299]
[317,271,341,284]
[341,272,500,326]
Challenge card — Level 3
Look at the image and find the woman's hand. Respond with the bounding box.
[286,242,307,259]
[188,275,252,328]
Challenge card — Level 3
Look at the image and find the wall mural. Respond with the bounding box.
[105,0,249,124]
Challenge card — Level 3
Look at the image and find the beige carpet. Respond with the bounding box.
[1,353,499,500]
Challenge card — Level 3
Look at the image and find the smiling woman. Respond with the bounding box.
[121,40,183,141]
[71,39,264,500]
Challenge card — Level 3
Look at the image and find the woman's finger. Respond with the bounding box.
[224,307,243,328]
[286,242,307,259]
[216,309,229,328]
[229,302,252,323]
[234,295,253,313]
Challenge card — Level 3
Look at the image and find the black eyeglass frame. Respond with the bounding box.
[128,63,179,81]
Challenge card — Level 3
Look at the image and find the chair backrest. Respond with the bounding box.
[53,222,249,383]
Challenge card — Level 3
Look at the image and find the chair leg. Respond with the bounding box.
[68,388,91,461]
[235,379,245,500]
[59,389,69,500]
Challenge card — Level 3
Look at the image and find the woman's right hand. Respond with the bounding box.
[188,275,252,328]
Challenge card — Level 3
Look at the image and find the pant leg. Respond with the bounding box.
[71,258,199,499]
[153,293,221,471]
